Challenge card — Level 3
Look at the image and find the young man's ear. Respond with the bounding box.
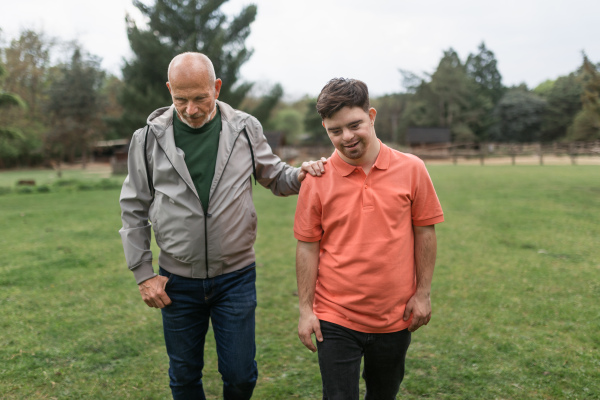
[369,107,377,124]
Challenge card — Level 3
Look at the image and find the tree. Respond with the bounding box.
[464,42,504,139]
[465,42,504,105]
[372,93,408,144]
[303,98,328,144]
[271,108,304,143]
[407,49,485,142]
[491,87,547,142]
[118,0,257,134]
[248,84,283,126]
[536,73,583,141]
[3,30,53,118]
[569,54,600,140]
[0,63,26,139]
[46,47,106,167]
[0,61,28,168]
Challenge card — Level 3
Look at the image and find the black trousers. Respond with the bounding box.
[317,320,412,400]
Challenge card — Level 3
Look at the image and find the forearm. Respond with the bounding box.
[413,225,437,296]
[296,240,320,315]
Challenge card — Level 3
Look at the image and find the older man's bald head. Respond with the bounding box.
[167,52,216,85]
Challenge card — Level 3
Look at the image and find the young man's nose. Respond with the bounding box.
[342,129,354,141]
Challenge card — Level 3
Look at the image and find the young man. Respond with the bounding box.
[294,78,444,399]
[119,52,325,400]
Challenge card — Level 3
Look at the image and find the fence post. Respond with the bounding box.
[538,142,544,166]
[480,142,485,166]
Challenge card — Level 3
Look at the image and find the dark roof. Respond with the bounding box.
[407,128,451,144]
[264,131,286,149]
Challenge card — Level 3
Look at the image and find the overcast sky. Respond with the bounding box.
[1,0,599,99]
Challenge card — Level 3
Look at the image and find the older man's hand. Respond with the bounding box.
[298,157,328,183]
[138,275,172,309]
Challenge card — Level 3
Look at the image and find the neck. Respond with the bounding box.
[338,139,381,174]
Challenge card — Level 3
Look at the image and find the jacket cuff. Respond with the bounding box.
[132,260,156,285]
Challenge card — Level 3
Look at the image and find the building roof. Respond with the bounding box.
[406,128,451,144]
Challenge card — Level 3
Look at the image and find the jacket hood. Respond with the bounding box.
[145,101,250,137]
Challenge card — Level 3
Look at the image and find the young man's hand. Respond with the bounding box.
[298,311,323,352]
[403,291,431,332]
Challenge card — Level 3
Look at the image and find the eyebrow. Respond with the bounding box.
[327,119,364,131]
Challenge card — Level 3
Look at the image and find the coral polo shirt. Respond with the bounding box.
[294,143,444,333]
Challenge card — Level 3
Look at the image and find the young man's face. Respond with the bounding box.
[322,106,377,165]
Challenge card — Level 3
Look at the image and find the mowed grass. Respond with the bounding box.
[0,165,599,399]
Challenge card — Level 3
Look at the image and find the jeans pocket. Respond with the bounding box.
[159,267,174,288]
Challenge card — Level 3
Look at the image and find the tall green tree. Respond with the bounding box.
[536,73,583,141]
[0,62,27,167]
[46,47,106,166]
[118,0,257,134]
[303,98,329,145]
[3,30,53,118]
[464,42,504,139]
[569,54,600,140]
[465,42,504,105]
[408,49,486,142]
[0,30,52,167]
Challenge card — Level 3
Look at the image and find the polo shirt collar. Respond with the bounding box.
[331,140,390,176]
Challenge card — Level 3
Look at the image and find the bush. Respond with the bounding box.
[97,179,122,190]
[16,186,34,194]
[54,179,80,187]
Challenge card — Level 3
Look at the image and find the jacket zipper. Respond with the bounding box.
[204,209,210,276]
[203,126,247,278]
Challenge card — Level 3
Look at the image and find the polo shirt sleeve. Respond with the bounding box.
[411,159,444,226]
[294,176,323,242]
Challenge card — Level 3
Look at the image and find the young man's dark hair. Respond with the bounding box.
[316,78,370,119]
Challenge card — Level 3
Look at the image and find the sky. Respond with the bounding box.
[1,0,599,99]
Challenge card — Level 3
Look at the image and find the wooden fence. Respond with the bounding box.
[407,141,600,165]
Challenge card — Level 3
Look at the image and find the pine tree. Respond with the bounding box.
[118,0,257,134]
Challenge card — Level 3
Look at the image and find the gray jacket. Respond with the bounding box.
[119,101,301,284]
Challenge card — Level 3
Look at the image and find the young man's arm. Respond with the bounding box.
[296,240,323,352]
[403,225,437,332]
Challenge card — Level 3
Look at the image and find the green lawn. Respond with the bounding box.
[0,165,598,399]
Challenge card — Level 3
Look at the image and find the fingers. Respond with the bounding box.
[403,303,412,322]
[300,159,327,178]
[139,275,172,309]
[299,331,317,352]
[314,323,323,343]
[408,313,432,332]
[298,315,322,352]
[297,170,307,183]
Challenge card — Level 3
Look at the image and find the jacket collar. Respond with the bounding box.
[145,101,250,204]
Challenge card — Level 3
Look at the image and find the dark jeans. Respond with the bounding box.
[316,320,411,400]
[159,264,258,400]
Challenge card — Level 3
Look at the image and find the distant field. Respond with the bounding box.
[0,165,598,399]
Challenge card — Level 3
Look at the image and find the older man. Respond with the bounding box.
[294,78,444,399]
[119,52,324,400]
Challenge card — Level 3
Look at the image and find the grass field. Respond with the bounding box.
[0,165,599,399]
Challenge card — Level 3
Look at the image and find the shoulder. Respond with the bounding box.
[387,147,427,171]
[218,101,266,144]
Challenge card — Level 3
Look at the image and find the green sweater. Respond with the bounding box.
[173,108,222,210]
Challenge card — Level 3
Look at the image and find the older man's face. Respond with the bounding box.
[167,72,222,129]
